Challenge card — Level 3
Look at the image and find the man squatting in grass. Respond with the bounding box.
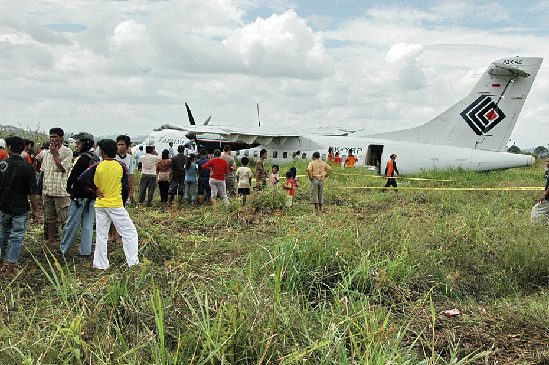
[79,139,139,270]
[531,164,549,223]
[203,149,229,205]
[0,136,40,274]
[60,132,99,256]
[41,127,73,247]
[307,151,332,212]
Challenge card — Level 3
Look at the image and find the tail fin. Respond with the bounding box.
[369,57,543,151]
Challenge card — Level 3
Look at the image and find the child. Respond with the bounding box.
[236,157,252,204]
[184,154,199,204]
[270,165,280,187]
[289,167,299,188]
[283,171,297,207]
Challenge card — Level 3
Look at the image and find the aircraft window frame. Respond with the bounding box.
[273,151,278,158]
[321,154,326,160]
[302,153,307,159]
[244,150,249,156]
[253,150,259,158]
[283,152,288,159]
[236,150,240,156]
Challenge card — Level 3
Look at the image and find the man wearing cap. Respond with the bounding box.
[0,136,40,273]
[60,132,98,256]
[384,154,399,188]
[41,127,73,247]
[0,139,8,161]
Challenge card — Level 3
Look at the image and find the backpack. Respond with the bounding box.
[80,151,100,168]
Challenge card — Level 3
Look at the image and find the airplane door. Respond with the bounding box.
[366,145,384,174]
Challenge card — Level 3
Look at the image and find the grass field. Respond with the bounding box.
[1,160,549,364]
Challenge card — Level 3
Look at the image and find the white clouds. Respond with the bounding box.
[224,10,333,78]
[0,0,547,148]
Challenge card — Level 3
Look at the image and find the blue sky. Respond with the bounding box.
[1,0,549,147]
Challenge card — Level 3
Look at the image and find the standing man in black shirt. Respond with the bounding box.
[0,136,40,274]
[60,132,98,256]
[167,145,187,206]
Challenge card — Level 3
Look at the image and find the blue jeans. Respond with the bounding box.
[60,198,95,256]
[0,211,29,264]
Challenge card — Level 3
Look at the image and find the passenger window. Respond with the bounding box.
[236,150,240,156]
[321,154,326,160]
[244,150,249,156]
[253,150,258,158]
[302,153,307,159]
[273,151,278,158]
[283,152,288,158]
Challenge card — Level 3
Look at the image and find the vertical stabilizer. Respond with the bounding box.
[368,57,543,151]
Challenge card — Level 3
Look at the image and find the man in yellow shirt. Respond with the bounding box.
[79,139,139,270]
[307,151,332,212]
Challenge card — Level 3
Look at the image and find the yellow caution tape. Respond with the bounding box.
[333,172,459,182]
[336,186,544,191]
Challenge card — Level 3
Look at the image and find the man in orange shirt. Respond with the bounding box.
[344,150,358,167]
[384,154,400,188]
[333,152,342,166]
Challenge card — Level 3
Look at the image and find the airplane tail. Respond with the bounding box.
[368,57,543,151]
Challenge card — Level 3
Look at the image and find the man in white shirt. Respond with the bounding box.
[139,146,161,206]
[115,135,135,203]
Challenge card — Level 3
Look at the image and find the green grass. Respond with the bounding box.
[1,160,549,363]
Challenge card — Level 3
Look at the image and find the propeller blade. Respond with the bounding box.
[185,102,196,125]
[203,115,211,125]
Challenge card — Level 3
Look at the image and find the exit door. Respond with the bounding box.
[366,145,384,174]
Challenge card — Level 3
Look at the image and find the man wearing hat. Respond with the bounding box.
[60,132,98,256]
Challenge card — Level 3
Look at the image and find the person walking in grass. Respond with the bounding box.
[60,132,98,256]
[79,139,139,270]
[307,151,332,212]
[139,145,160,206]
[0,136,40,274]
[203,149,229,205]
[384,154,399,188]
[168,145,187,206]
[236,157,252,205]
[41,127,73,247]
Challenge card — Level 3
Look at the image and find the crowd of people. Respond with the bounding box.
[0,128,336,274]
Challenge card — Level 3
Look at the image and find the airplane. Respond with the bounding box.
[137,56,542,174]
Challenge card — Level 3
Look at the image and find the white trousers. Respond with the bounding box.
[94,207,139,270]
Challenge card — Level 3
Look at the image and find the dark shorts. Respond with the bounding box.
[198,177,211,197]
[238,188,250,195]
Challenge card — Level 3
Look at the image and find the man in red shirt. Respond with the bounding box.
[202,149,229,205]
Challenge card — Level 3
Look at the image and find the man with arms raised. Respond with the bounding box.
[0,136,40,273]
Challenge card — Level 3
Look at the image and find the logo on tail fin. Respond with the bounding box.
[460,95,506,136]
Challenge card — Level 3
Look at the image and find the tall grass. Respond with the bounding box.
[1,162,549,363]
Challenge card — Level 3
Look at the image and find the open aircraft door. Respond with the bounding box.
[365,144,384,174]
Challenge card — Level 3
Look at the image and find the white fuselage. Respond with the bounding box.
[234,134,535,174]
